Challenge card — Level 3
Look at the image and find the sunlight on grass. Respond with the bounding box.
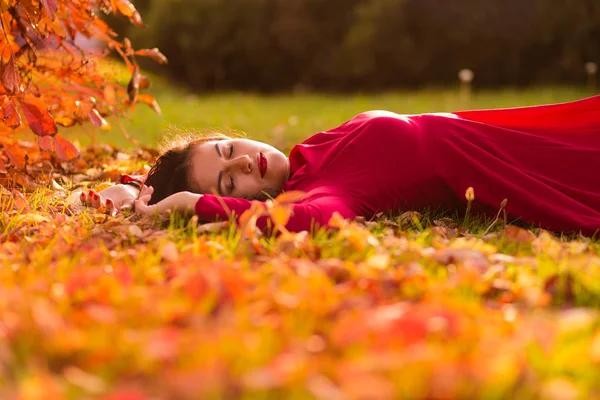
[52,61,595,153]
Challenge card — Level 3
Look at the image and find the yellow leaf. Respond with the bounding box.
[93,213,108,224]
[14,213,50,226]
[92,182,113,192]
[274,190,305,204]
[270,204,292,228]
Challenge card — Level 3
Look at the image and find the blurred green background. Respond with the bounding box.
[55,0,598,150]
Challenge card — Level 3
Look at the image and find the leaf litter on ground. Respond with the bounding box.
[1,144,600,399]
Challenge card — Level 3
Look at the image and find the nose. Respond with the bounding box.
[226,155,252,174]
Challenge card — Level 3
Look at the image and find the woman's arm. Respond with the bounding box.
[134,187,202,216]
[135,185,357,233]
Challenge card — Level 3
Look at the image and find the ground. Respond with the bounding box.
[1,78,599,399]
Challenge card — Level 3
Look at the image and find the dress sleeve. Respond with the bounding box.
[195,186,357,233]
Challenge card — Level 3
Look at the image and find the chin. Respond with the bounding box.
[268,153,288,179]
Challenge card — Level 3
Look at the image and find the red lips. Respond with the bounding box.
[258,152,267,178]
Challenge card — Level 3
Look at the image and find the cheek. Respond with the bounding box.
[237,175,260,195]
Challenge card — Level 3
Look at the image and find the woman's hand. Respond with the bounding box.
[80,184,141,215]
[134,185,202,218]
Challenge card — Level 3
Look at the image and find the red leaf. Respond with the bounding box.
[53,135,79,161]
[20,95,57,136]
[2,55,20,94]
[41,0,58,20]
[134,48,168,64]
[88,108,109,129]
[38,136,53,152]
[1,96,22,129]
[0,157,6,174]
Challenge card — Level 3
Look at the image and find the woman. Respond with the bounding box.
[81,95,600,236]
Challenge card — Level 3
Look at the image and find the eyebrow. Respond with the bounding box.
[215,143,223,196]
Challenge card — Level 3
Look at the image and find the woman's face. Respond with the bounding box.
[189,138,290,200]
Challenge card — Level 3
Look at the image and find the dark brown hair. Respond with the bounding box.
[145,132,229,204]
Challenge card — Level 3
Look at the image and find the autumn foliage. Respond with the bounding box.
[0,0,165,185]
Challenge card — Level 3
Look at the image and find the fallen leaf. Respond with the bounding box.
[274,190,305,204]
[161,241,179,262]
[128,225,144,238]
[13,213,50,225]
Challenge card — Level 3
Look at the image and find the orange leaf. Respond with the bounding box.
[4,144,26,168]
[2,55,20,94]
[11,189,29,210]
[0,158,5,174]
[88,109,111,130]
[137,94,162,116]
[1,96,22,129]
[134,48,168,64]
[129,10,145,28]
[269,204,292,228]
[50,20,67,37]
[113,0,136,17]
[54,135,79,161]
[274,190,305,204]
[38,135,53,152]
[41,0,58,21]
[103,84,116,104]
[54,114,76,127]
[20,95,57,136]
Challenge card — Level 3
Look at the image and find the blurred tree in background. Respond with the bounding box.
[123,0,600,92]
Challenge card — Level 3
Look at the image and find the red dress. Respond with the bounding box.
[124,95,600,235]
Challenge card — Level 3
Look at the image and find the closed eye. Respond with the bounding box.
[229,144,234,158]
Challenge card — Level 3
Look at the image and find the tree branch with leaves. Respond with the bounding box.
[0,0,166,185]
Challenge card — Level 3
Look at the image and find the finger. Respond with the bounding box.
[91,191,103,208]
[83,190,95,206]
[139,185,154,198]
[134,199,152,215]
[80,191,87,206]
[106,198,115,215]
[88,190,97,207]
